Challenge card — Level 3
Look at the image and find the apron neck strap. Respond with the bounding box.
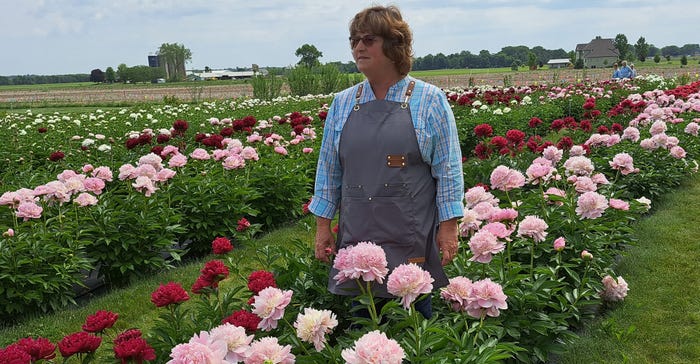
[352,80,416,111]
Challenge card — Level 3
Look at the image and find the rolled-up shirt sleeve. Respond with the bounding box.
[308,100,343,219]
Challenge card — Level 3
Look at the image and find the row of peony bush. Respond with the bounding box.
[2,74,700,362]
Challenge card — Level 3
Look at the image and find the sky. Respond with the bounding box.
[1,0,698,76]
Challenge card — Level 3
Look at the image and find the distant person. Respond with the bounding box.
[630,63,637,78]
[612,63,621,79]
[618,60,633,79]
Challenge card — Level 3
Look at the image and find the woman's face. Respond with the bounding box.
[351,32,394,76]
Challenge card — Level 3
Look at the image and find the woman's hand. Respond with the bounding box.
[437,218,460,266]
[314,217,336,263]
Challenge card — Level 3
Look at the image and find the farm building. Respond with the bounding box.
[187,69,267,81]
[575,36,619,68]
[546,59,571,69]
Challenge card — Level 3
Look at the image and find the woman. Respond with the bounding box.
[308,5,464,318]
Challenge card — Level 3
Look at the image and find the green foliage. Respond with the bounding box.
[0,225,91,321]
[251,72,284,100]
[80,187,185,286]
[287,66,320,96]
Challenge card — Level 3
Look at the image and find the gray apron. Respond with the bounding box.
[329,81,449,298]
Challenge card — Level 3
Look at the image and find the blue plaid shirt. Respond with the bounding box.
[309,75,464,222]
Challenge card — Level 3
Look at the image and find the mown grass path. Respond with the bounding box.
[557,174,700,363]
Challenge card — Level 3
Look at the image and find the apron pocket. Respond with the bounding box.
[340,195,417,247]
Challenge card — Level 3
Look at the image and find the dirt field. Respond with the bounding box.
[1,65,698,105]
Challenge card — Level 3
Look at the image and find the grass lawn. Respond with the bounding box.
[556,173,700,363]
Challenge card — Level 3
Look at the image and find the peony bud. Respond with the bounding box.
[3,228,14,237]
[581,250,593,260]
[553,237,566,252]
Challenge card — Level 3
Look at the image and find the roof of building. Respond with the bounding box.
[547,58,571,64]
[578,37,619,58]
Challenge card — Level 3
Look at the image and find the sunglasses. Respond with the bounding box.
[349,34,379,48]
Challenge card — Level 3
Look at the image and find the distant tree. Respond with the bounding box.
[662,45,681,57]
[116,63,129,83]
[158,43,192,82]
[614,34,630,61]
[648,45,660,57]
[666,55,671,62]
[635,37,649,62]
[89,69,105,83]
[574,58,584,69]
[527,52,537,70]
[295,44,323,68]
[654,54,661,63]
[204,66,211,73]
[105,67,116,83]
[252,64,259,75]
[680,44,700,56]
[681,55,688,66]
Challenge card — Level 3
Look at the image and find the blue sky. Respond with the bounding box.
[1,0,698,76]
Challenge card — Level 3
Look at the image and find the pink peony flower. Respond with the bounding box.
[669,146,686,159]
[609,153,639,175]
[576,191,609,219]
[244,337,295,364]
[489,165,526,191]
[189,148,211,160]
[168,153,188,168]
[222,155,246,170]
[302,147,314,154]
[609,198,630,210]
[386,263,434,309]
[132,176,158,197]
[684,122,699,136]
[240,146,260,161]
[517,215,548,242]
[3,228,14,237]
[542,145,563,164]
[118,164,136,180]
[563,155,595,176]
[572,176,597,193]
[622,126,640,142]
[73,192,98,207]
[57,169,79,182]
[83,177,105,195]
[525,161,556,184]
[293,308,338,351]
[82,164,94,173]
[341,330,405,364]
[468,229,505,263]
[167,340,224,364]
[273,146,288,156]
[488,207,518,223]
[251,287,293,331]
[16,201,43,221]
[466,278,508,318]
[464,185,498,209]
[600,275,629,302]
[91,166,113,182]
[161,145,180,157]
[332,241,389,284]
[440,276,473,312]
[209,323,253,363]
[155,168,177,182]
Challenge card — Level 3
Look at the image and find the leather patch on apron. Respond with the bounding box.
[407,256,426,264]
[386,154,406,168]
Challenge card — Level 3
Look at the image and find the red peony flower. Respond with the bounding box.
[58,332,102,358]
[318,110,328,121]
[212,236,233,255]
[113,329,156,363]
[82,310,119,333]
[473,123,493,138]
[220,127,234,137]
[247,270,277,294]
[15,337,56,361]
[38,127,48,133]
[49,151,65,161]
[151,282,190,307]
[236,217,251,232]
[0,344,31,363]
[192,260,229,293]
[505,129,525,144]
[173,119,189,132]
[125,138,140,150]
[301,198,311,214]
[150,145,164,156]
[490,136,508,149]
[222,309,261,333]
[528,117,543,128]
[156,134,171,143]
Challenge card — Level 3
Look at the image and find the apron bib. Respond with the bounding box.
[329,81,449,298]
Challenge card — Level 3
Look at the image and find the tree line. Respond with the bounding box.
[2,37,698,86]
